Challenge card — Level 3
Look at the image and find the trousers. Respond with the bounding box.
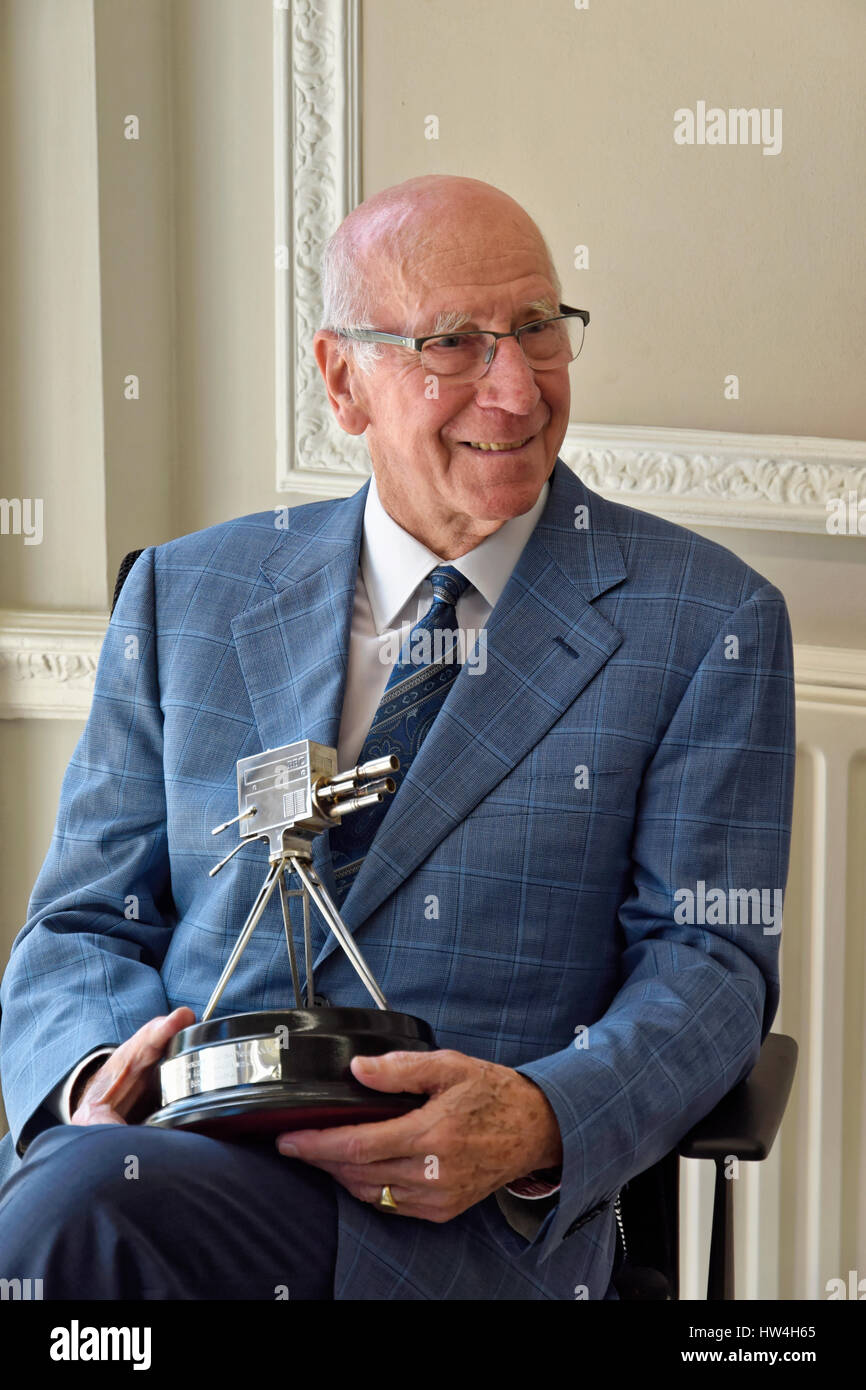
[0,1123,338,1300]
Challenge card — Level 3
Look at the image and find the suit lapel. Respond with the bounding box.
[230,481,369,901]
[312,458,628,974]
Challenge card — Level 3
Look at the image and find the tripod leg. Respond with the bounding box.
[278,866,304,1009]
[289,855,389,1010]
[302,879,314,1007]
[201,858,284,1021]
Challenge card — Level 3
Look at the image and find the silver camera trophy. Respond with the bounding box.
[145,740,435,1139]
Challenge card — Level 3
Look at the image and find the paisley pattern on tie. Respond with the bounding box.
[328,564,471,906]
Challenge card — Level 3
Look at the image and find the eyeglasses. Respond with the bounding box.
[338,304,589,384]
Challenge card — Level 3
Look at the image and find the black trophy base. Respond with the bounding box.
[144,1006,436,1140]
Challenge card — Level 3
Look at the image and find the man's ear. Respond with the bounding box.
[313,330,371,436]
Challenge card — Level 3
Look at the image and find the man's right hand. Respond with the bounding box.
[70,1007,196,1126]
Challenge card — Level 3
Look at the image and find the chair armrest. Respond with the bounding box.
[677,1033,798,1161]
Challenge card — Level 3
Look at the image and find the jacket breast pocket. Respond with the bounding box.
[466,759,637,821]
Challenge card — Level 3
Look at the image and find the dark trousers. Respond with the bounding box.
[0,1123,338,1299]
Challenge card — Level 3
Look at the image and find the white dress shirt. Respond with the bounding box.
[337,471,549,768]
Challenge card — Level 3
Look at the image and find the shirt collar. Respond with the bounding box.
[360,471,551,633]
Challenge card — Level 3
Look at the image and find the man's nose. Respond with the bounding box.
[472,336,541,413]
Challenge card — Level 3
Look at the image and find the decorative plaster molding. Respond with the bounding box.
[0,609,863,719]
[274,0,363,490]
[270,3,866,533]
[561,425,866,534]
[0,610,107,719]
[274,408,866,536]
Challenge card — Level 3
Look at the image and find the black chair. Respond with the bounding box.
[111,550,799,1303]
[613,1032,798,1300]
[111,548,145,614]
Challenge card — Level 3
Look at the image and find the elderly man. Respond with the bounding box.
[0,175,795,1301]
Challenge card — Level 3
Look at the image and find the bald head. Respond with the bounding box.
[320,175,561,352]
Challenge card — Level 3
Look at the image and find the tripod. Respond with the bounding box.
[201,741,399,1021]
[201,844,389,1022]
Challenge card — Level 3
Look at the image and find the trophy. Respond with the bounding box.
[145,740,435,1139]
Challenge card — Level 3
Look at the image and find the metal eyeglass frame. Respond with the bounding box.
[335,303,590,377]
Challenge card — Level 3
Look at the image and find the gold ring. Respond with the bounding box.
[379,1184,399,1211]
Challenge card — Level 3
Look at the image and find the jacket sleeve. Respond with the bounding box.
[514,581,796,1264]
[0,547,175,1155]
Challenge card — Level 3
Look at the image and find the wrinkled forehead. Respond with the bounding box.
[357,201,558,331]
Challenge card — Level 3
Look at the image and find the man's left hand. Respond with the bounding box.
[274,1049,562,1222]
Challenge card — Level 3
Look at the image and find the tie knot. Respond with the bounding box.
[429,564,470,607]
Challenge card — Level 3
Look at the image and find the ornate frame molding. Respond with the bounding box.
[274,0,363,491]
[271,3,865,532]
[560,425,866,534]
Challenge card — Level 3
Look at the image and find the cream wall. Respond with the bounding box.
[361,0,866,645]
[0,0,863,1294]
[0,0,107,611]
[364,0,866,441]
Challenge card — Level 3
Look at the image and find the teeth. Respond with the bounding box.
[467,438,530,451]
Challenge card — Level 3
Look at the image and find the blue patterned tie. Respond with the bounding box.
[329,564,471,906]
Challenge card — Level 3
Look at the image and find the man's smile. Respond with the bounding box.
[456,426,543,454]
[462,436,533,451]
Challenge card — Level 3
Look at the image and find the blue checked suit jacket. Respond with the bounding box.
[0,458,796,1299]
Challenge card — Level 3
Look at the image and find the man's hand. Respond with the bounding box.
[275,1049,563,1222]
[70,1008,196,1126]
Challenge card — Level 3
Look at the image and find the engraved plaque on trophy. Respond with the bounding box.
[144,740,435,1139]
